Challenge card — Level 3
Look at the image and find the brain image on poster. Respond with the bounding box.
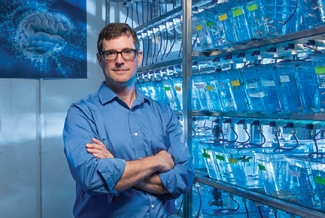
[0,0,87,78]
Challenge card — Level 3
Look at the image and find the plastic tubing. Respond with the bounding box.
[165,23,176,57]
[248,130,266,147]
[282,0,298,26]
[273,132,299,152]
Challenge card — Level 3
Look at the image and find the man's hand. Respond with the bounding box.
[86,138,114,159]
[154,150,174,172]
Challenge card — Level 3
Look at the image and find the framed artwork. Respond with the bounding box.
[0,0,87,78]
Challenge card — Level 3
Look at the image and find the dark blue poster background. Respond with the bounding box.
[0,0,87,78]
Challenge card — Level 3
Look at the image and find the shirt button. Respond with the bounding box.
[130,111,132,114]
[151,204,155,209]
[134,132,138,136]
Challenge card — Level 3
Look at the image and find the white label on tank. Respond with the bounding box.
[194,83,205,89]
[248,92,265,98]
[279,75,290,82]
[289,169,300,177]
[318,74,325,88]
[246,82,258,89]
[261,80,275,86]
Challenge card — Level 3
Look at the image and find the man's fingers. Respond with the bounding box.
[87,150,104,157]
[86,139,113,159]
[86,147,96,153]
[86,142,104,149]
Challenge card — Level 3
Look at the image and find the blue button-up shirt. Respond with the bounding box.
[63,82,194,218]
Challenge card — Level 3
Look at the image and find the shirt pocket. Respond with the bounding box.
[150,134,170,154]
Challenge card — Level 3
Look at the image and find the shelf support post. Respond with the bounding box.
[182,0,193,217]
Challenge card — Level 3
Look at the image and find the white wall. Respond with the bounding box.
[0,1,106,217]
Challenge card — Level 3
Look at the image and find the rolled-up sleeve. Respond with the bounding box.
[97,158,126,195]
[63,103,125,195]
[157,108,195,199]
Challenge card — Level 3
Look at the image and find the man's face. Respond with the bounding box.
[97,34,143,87]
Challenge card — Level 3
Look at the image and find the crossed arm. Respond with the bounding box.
[86,138,174,194]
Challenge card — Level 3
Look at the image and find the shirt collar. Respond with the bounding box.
[98,81,150,105]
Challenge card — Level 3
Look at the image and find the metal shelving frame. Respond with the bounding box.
[107,0,325,217]
[182,0,193,217]
[185,2,325,218]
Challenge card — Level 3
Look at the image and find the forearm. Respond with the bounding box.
[114,156,161,192]
[134,173,168,194]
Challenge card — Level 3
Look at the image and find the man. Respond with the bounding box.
[63,22,194,218]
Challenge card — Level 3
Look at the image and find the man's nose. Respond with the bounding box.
[115,52,125,62]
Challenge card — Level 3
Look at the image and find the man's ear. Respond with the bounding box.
[137,50,143,66]
[97,53,103,68]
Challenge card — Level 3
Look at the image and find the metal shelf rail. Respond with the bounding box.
[195,170,325,218]
[193,26,325,58]
[191,110,325,122]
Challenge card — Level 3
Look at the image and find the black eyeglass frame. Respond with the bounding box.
[99,49,138,61]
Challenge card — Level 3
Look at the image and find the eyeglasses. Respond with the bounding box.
[99,49,137,61]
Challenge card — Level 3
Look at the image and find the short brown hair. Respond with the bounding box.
[97,23,140,53]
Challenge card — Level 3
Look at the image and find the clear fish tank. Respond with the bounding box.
[200,141,220,180]
[255,141,315,199]
[285,154,321,209]
[226,146,274,189]
[309,156,325,212]
[200,140,235,184]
